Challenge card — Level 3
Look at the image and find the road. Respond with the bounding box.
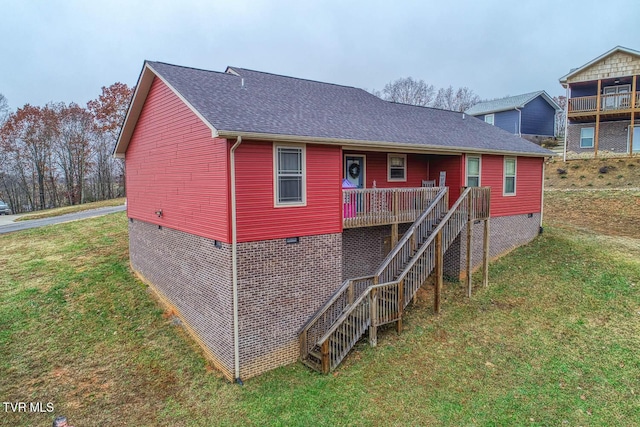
[0,205,126,234]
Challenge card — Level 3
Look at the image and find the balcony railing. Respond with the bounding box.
[342,187,442,228]
[568,93,640,115]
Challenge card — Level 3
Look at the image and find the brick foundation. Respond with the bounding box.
[445,213,541,277]
[236,234,342,379]
[129,220,235,379]
[566,121,638,158]
[342,224,412,279]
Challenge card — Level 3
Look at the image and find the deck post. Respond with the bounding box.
[595,79,602,157]
[434,231,443,314]
[369,288,378,347]
[321,340,330,374]
[466,194,473,298]
[482,219,490,287]
[396,279,404,333]
[348,280,354,305]
[630,76,637,156]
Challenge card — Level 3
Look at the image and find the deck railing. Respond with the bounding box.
[342,187,442,228]
[308,187,491,373]
[568,93,639,114]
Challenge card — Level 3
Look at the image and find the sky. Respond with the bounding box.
[2,0,640,110]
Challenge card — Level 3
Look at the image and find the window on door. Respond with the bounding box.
[603,84,631,110]
[466,156,481,187]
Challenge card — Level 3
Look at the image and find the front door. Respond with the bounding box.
[345,155,365,188]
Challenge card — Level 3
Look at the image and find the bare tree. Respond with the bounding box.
[382,77,435,106]
[55,103,93,205]
[87,82,133,200]
[1,104,59,209]
[553,95,567,137]
[0,93,9,126]
[433,86,481,112]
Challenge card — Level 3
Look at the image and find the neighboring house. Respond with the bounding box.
[465,91,561,143]
[114,61,553,381]
[559,46,640,159]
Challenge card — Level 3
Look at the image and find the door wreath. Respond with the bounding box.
[348,163,361,179]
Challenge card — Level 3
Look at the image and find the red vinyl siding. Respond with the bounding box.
[235,141,342,242]
[125,77,229,241]
[343,151,429,188]
[429,155,463,207]
[477,155,543,217]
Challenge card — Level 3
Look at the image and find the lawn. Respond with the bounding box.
[1,202,639,425]
[15,198,126,221]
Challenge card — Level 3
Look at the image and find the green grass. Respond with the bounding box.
[1,213,639,425]
[15,198,125,221]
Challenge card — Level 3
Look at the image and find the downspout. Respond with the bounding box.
[563,85,570,162]
[230,136,242,384]
[515,107,522,137]
[540,159,545,232]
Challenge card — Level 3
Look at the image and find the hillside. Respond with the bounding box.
[545,156,640,189]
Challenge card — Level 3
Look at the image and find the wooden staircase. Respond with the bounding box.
[299,186,491,373]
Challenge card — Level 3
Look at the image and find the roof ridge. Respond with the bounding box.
[226,66,373,93]
[386,101,466,115]
[146,60,236,78]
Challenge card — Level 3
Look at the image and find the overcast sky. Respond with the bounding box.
[2,0,639,110]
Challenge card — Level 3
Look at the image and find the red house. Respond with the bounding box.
[114,61,552,381]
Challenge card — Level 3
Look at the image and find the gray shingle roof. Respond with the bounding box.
[465,91,560,116]
[140,61,552,157]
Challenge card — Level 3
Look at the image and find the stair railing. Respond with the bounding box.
[375,187,449,284]
[298,187,447,361]
[314,187,490,373]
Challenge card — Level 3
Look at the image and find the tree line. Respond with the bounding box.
[0,83,133,213]
[371,77,481,112]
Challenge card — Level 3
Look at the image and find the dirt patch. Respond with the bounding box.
[544,190,640,239]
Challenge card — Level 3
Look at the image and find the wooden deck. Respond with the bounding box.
[301,187,492,373]
[568,92,640,118]
[342,187,441,228]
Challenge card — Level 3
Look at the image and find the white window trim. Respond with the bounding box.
[579,127,594,149]
[387,153,407,182]
[484,114,495,125]
[503,157,517,197]
[466,155,481,187]
[273,143,307,207]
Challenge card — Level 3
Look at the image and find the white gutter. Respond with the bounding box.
[216,130,550,158]
[515,107,522,137]
[230,136,242,384]
[563,85,570,162]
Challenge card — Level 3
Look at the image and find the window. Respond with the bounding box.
[274,144,305,206]
[580,127,594,148]
[387,154,407,182]
[504,157,516,196]
[466,156,481,187]
[484,114,495,125]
